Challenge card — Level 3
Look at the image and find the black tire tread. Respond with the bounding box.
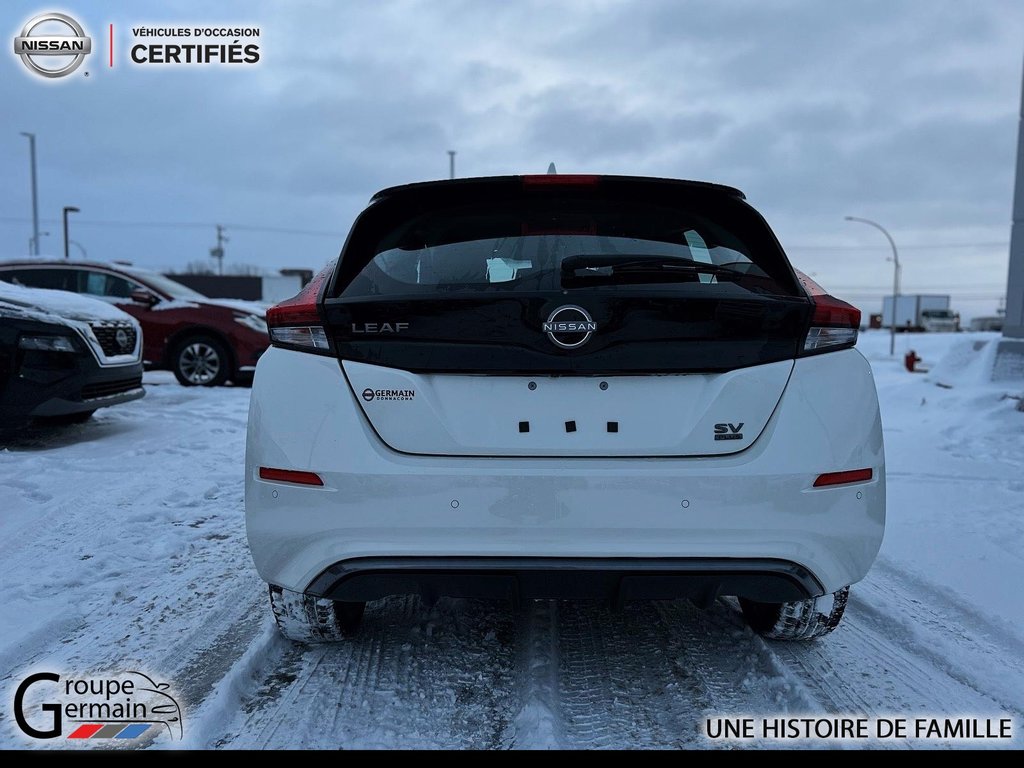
[740,586,849,641]
[268,585,364,643]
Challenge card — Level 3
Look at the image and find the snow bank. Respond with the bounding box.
[926,336,1001,388]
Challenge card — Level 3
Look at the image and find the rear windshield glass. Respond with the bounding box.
[337,196,796,299]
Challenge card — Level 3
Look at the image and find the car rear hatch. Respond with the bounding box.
[320,175,813,457]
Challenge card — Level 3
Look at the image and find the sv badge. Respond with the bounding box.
[714,422,744,441]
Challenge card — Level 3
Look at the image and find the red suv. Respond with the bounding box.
[0,260,269,386]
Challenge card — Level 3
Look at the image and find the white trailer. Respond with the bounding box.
[881,294,957,332]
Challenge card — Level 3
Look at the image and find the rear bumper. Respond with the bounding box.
[306,556,822,604]
[246,348,885,597]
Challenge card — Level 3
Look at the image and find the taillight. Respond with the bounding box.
[796,270,861,354]
[267,261,335,355]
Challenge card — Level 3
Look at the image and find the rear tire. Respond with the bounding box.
[268,585,365,642]
[172,335,230,387]
[739,586,849,640]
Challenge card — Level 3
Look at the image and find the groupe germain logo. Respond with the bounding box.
[13,670,183,743]
[362,387,415,402]
[542,305,598,349]
[13,12,92,78]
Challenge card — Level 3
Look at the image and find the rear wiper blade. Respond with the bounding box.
[561,254,742,284]
[562,253,740,273]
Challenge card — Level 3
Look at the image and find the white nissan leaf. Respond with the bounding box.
[245,175,884,642]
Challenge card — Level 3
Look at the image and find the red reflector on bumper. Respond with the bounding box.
[813,468,873,488]
[258,467,324,486]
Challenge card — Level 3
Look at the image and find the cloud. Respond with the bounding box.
[0,0,1021,317]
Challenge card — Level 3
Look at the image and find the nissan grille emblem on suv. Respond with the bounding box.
[14,13,92,78]
[115,328,131,352]
[542,305,597,349]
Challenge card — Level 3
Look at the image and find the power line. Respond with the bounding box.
[824,283,1005,290]
[0,216,347,239]
[840,294,1006,300]
[786,241,1009,251]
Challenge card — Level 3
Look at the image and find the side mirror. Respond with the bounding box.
[131,288,159,307]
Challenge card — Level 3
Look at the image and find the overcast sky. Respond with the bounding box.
[2,0,1023,318]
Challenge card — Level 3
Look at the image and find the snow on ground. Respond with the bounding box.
[1,334,1022,749]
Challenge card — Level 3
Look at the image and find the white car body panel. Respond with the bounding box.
[342,358,794,457]
[245,346,885,596]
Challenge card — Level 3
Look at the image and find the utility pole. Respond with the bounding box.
[20,132,39,256]
[210,224,228,275]
[1004,55,1024,338]
[62,206,79,260]
[447,150,456,180]
[29,230,49,253]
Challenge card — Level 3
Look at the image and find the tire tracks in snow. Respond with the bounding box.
[554,600,709,748]
[507,600,563,748]
[851,565,1024,718]
[755,576,1024,740]
[198,586,1024,749]
[449,598,805,749]
[214,597,519,748]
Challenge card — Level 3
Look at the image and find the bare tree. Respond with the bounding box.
[173,260,216,275]
[226,263,266,276]
[171,260,266,277]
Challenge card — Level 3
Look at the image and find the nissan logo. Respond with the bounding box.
[13,13,92,79]
[115,328,131,352]
[542,305,597,349]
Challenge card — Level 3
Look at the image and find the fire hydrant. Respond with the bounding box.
[904,350,921,373]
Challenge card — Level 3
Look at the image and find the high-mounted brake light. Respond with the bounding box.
[258,467,324,486]
[267,261,335,354]
[813,468,873,488]
[522,174,601,188]
[796,270,861,354]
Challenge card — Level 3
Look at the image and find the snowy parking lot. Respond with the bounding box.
[1,331,1022,749]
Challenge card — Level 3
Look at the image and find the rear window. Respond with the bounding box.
[336,196,798,299]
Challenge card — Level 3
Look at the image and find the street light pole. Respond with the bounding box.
[62,206,80,260]
[29,231,50,253]
[20,132,39,256]
[845,216,901,357]
[447,150,456,180]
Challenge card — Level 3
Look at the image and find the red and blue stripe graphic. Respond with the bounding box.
[67,723,151,739]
